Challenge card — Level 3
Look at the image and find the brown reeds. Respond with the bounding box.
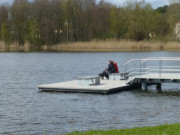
[0,40,180,52]
[49,40,180,52]
[0,41,31,52]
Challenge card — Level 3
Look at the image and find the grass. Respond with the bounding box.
[0,40,180,52]
[65,123,180,135]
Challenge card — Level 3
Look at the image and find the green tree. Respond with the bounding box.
[0,5,8,40]
[0,5,8,31]
[1,23,10,44]
[153,11,170,37]
[126,1,154,40]
[26,20,40,45]
[155,5,168,13]
[110,6,118,39]
[168,3,180,28]
[10,0,30,45]
[116,8,129,39]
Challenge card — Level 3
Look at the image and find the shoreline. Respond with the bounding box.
[65,123,180,135]
[0,40,180,52]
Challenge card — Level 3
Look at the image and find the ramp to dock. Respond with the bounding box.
[38,80,133,94]
[130,73,180,83]
[124,57,180,91]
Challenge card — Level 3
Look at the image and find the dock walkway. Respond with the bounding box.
[130,73,180,83]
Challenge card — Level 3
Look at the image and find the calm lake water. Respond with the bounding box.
[1,52,180,135]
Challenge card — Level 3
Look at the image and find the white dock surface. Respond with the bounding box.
[38,73,180,94]
[38,79,130,94]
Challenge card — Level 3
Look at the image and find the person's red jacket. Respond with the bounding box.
[114,62,119,73]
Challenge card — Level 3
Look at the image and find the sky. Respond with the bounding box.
[105,0,169,8]
[0,0,169,9]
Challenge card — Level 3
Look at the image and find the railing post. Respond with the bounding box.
[143,62,145,74]
[159,59,162,79]
[125,64,127,83]
[140,59,142,78]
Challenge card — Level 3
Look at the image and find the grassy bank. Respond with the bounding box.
[0,40,180,52]
[65,123,180,135]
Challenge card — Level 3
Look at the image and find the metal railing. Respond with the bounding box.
[123,57,180,81]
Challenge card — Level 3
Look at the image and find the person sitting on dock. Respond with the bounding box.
[99,60,116,79]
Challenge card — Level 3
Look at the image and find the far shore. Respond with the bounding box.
[0,40,180,52]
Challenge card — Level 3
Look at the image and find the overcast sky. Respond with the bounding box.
[0,0,169,9]
[105,0,169,8]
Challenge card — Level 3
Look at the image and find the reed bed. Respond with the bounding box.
[164,42,180,51]
[0,41,30,52]
[0,41,6,51]
[0,40,180,52]
[51,40,180,52]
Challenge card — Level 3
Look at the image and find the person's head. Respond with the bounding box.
[108,60,111,64]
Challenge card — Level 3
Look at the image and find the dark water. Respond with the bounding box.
[1,52,180,135]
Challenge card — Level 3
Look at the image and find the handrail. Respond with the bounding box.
[127,66,180,71]
[148,66,180,68]
[123,57,180,66]
[127,68,148,72]
[147,57,180,59]
[123,59,147,66]
[123,57,180,81]
[141,57,180,63]
[127,67,180,74]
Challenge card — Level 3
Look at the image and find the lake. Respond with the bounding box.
[1,52,180,135]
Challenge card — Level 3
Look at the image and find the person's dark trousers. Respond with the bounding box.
[102,70,109,79]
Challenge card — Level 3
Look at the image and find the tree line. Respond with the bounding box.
[0,0,180,46]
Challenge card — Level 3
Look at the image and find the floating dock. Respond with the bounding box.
[38,79,140,94]
[38,57,180,94]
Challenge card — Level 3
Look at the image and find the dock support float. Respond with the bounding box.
[141,82,162,92]
[141,82,147,91]
[156,83,162,93]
